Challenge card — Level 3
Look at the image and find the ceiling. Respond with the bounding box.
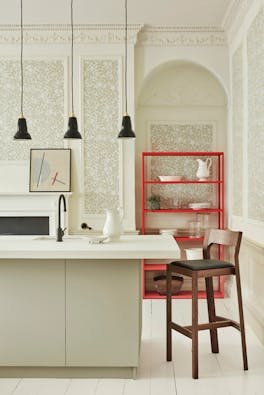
[0,0,231,27]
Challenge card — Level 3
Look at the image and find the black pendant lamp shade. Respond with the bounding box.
[118,112,135,138]
[14,117,31,140]
[64,115,82,139]
[14,0,31,140]
[118,0,135,138]
[64,0,81,139]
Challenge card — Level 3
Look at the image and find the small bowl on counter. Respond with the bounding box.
[158,175,183,182]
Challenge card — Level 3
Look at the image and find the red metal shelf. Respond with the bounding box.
[174,236,204,241]
[142,152,224,157]
[144,264,167,271]
[143,290,224,299]
[144,180,223,184]
[144,208,222,213]
[141,151,225,299]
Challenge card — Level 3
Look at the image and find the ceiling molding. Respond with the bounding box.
[0,23,227,47]
[137,25,226,46]
[0,24,143,44]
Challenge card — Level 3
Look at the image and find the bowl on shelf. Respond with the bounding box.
[153,274,183,295]
[158,175,183,181]
[188,202,211,209]
[159,229,177,236]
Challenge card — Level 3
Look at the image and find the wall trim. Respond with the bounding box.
[0,24,142,44]
[244,292,264,344]
[137,25,226,47]
[0,23,227,47]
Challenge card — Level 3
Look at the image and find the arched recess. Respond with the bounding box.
[135,60,228,229]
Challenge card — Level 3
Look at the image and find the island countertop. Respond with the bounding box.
[0,234,180,260]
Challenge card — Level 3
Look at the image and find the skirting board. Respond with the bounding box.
[0,367,137,379]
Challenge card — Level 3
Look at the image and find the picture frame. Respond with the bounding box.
[29,148,71,192]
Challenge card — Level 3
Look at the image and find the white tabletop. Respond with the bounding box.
[0,235,180,260]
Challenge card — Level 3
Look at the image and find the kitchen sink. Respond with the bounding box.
[33,235,108,244]
[33,236,85,241]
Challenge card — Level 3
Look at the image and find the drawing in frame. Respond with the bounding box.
[29,148,71,192]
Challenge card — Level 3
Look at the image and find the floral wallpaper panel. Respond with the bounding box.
[83,59,120,214]
[149,123,216,207]
[0,59,65,161]
[232,46,244,217]
[247,8,264,222]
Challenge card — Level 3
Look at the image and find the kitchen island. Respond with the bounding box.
[0,235,180,378]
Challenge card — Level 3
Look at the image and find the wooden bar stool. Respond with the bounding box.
[166,228,248,379]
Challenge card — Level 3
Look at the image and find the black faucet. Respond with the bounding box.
[57,194,67,242]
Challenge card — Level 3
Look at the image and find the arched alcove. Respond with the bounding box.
[135,60,228,228]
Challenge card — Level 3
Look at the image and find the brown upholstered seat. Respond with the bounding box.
[171,258,234,271]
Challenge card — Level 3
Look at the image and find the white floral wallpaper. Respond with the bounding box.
[149,123,216,207]
[0,59,65,161]
[83,59,120,214]
[247,8,264,222]
[232,46,243,217]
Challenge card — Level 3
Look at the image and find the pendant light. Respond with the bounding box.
[64,0,82,139]
[14,0,31,140]
[118,0,135,138]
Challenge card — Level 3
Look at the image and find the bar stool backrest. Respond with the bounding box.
[203,228,242,265]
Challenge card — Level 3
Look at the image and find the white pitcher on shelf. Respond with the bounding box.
[196,158,212,181]
[102,208,123,241]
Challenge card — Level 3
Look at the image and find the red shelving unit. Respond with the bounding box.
[141,151,225,299]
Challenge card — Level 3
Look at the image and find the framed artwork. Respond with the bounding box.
[29,149,71,192]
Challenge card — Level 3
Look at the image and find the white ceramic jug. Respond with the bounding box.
[196,158,212,181]
[102,208,123,241]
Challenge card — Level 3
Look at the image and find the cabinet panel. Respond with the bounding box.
[66,259,141,367]
[0,259,65,366]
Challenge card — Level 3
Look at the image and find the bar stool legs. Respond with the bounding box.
[166,264,172,362]
[192,273,199,379]
[235,267,248,370]
[205,277,219,353]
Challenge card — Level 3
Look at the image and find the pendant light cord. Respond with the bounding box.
[71,0,74,115]
[125,0,128,114]
[20,0,24,117]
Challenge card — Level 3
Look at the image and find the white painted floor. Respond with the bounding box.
[1,299,264,395]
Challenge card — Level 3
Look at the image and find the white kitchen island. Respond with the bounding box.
[0,235,180,378]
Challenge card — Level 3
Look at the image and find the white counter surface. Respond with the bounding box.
[0,235,180,260]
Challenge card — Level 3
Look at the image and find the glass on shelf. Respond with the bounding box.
[188,221,202,238]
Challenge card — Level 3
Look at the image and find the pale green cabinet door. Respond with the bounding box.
[0,260,65,366]
[66,259,142,367]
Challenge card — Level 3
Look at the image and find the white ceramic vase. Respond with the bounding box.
[196,158,212,181]
[102,209,122,241]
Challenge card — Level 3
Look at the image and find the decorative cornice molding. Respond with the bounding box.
[0,24,143,44]
[137,25,226,46]
[0,23,227,47]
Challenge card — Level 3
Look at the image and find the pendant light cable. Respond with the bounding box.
[14,0,31,139]
[117,0,135,138]
[20,0,24,116]
[125,0,128,114]
[64,0,81,138]
[71,0,74,115]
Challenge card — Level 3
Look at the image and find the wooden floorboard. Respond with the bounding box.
[2,299,264,395]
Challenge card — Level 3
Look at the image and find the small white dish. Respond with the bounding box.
[158,176,183,182]
[188,202,211,209]
[86,235,108,244]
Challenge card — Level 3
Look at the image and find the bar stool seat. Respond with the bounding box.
[166,228,248,379]
[171,259,234,271]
